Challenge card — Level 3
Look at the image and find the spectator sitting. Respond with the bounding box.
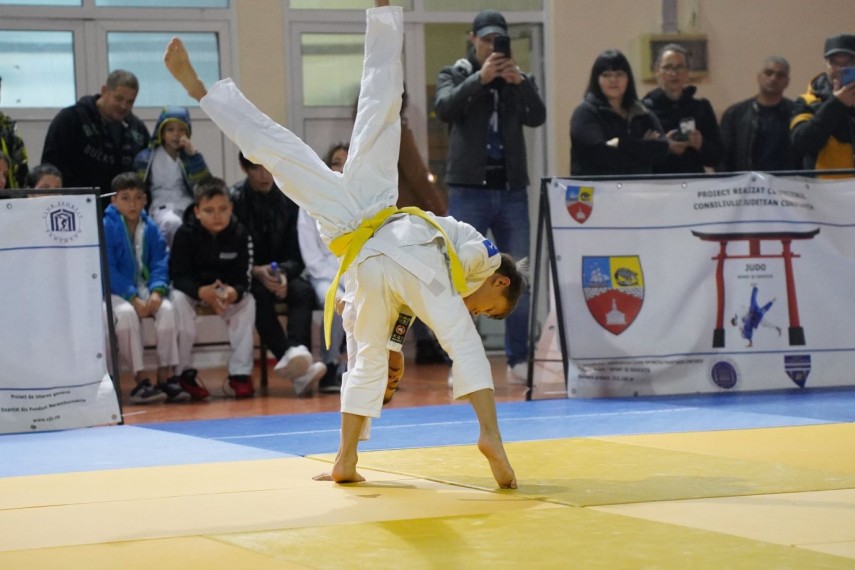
[104,172,201,404]
[25,163,63,190]
[297,143,350,393]
[0,152,9,190]
[570,49,669,176]
[170,176,257,398]
[232,151,328,396]
[0,75,30,189]
[42,69,149,197]
[134,106,210,246]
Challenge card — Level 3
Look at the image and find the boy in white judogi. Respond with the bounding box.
[164,2,519,489]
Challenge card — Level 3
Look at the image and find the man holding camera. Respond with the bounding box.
[642,43,723,174]
[791,34,855,177]
[434,9,546,383]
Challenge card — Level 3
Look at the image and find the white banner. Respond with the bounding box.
[0,195,120,433]
[548,173,855,397]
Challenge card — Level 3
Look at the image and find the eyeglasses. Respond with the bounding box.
[660,64,687,74]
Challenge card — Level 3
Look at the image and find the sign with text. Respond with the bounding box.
[0,195,120,433]
[546,173,855,397]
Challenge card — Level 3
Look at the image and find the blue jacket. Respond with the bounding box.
[104,203,170,300]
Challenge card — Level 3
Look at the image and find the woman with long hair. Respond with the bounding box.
[570,49,669,176]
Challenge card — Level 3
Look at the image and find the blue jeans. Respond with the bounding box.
[448,186,531,366]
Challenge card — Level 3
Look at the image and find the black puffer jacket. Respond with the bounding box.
[643,86,723,173]
[169,211,253,302]
[791,73,855,172]
[570,93,668,176]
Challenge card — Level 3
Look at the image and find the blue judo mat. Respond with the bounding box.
[4,387,854,478]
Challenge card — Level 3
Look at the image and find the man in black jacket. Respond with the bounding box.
[720,56,794,172]
[643,43,723,174]
[231,153,330,395]
[42,70,149,196]
[434,9,545,383]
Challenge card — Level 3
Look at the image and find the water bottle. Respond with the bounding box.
[269,262,286,285]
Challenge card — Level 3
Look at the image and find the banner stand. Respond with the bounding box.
[0,188,122,433]
[534,169,855,399]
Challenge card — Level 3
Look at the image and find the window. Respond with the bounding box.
[97,0,227,6]
[301,33,363,107]
[289,0,411,9]
[0,30,75,107]
[107,31,220,107]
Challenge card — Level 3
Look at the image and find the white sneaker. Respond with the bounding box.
[293,362,327,397]
[507,363,528,384]
[274,345,313,380]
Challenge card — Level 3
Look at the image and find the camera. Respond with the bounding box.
[672,117,695,141]
[493,35,511,58]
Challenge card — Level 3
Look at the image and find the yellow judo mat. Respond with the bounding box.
[2,422,854,569]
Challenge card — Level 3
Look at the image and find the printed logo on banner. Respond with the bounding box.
[43,201,83,244]
[710,359,739,389]
[566,185,594,223]
[582,256,644,335]
[784,354,811,388]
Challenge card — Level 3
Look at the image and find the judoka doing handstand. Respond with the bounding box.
[164,0,522,489]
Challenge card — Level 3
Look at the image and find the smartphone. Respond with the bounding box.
[841,66,855,87]
[493,35,511,58]
[672,117,695,141]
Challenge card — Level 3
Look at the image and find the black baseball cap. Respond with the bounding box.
[824,34,855,58]
[473,10,507,38]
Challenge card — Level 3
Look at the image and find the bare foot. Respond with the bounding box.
[330,457,366,484]
[478,433,517,489]
[163,37,207,101]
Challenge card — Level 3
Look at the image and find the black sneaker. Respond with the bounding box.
[178,368,210,400]
[318,363,342,394]
[160,377,192,403]
[129,379,167,405]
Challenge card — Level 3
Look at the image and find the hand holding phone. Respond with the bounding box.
[493,35,511,58]
[841,66,855,87]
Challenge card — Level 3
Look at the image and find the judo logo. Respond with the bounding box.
[710,360,739,389]
[582,256,644,335]
[566,185,594,223]
[44,202,82,244]
[784,354,811,388]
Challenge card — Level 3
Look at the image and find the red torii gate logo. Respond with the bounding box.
[692,229,819,348]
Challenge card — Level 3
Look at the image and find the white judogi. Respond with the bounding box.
[197,6,499,419]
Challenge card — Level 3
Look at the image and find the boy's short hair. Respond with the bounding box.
[494,253,529,319]
[26,163,63,188]
[111,171,145,194]
[192,176,228,205]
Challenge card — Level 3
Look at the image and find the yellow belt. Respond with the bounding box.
[323,205,466,348]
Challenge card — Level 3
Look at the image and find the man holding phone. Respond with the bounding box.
[434,9,546,384]
[791,34,855,176]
